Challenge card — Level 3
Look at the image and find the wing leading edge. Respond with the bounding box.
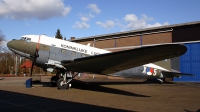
[61,44,187,74]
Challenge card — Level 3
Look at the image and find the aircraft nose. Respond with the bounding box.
[6,39,36,58]
[7,39,26,53]
[7,40,14,49]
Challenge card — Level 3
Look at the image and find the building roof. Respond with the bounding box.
[70,21,200,42]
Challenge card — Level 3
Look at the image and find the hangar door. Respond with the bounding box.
[174,42,200,82]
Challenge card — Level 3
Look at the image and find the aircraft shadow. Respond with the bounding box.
[33,79,150,98]
[72,79,176,85]
[0,90,133,112]
[72,80,150,97]
[184,109,200,112]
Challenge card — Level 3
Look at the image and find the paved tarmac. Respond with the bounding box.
[0,76,200,112]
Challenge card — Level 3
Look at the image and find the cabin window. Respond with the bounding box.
[81,54,89,57]
[71,51,76,55]
[81,54,86,57]
[61,49,66,53]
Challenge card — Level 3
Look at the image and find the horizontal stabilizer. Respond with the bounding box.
[162,71,194,78]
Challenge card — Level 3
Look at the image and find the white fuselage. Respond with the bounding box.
[20,35,170,72]
[21,35,110,55]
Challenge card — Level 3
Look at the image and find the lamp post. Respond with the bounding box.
[15,55,18,76]
[10,67,13,77]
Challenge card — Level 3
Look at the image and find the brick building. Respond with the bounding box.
[71,21,200,81]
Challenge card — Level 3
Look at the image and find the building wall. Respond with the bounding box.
[172,25,200,42]
[78,40,94,46]
[172,24,200,82]
[95,39,115,48]
[142,32,172,45]
[76,32,172,48]
[116,36,141,47]
[73,23,200,81]
[174,42,200,82]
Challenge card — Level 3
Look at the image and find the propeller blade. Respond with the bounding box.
[30,49,38,76]
[30,59,35,77]
[30,35,40,76]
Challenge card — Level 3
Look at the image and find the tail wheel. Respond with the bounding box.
[56,78,69,89]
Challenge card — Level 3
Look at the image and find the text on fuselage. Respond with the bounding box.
[61,44,100,55]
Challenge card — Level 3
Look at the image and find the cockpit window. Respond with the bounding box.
[20,37,25,40]
[26,38,31,42]
[20,37,31,42]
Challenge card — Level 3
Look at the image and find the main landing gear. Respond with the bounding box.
[51,71,79,90]
[146,78,166,84]
[157,78,164,84]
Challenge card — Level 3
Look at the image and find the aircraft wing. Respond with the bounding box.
[61,44,187,74]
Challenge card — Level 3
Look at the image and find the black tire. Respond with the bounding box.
[50,76,59,86]
[56,78,69,90]
[51,76,58,82]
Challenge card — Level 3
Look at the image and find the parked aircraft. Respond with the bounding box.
[7,35,192,89]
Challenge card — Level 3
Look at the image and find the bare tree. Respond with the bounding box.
[0,30,5,44]
[0,30,7,74]
[0,52,15,74]
[0,30,5,51]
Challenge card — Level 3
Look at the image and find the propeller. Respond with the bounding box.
[30,49,38,76]
[30,36,40,77]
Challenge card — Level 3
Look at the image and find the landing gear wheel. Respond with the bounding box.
[56,78,69,90]
[50,76,59,86]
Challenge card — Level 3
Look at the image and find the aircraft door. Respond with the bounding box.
[35,50,49,67]
[49,52,56,60]
[48,46,57,61]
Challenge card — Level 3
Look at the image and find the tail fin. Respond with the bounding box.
[152,59,172,72]
[170,57,180,72]
[153,58,194,78]
[152,58,182,72]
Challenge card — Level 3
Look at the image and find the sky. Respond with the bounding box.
[0,0,200,41]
